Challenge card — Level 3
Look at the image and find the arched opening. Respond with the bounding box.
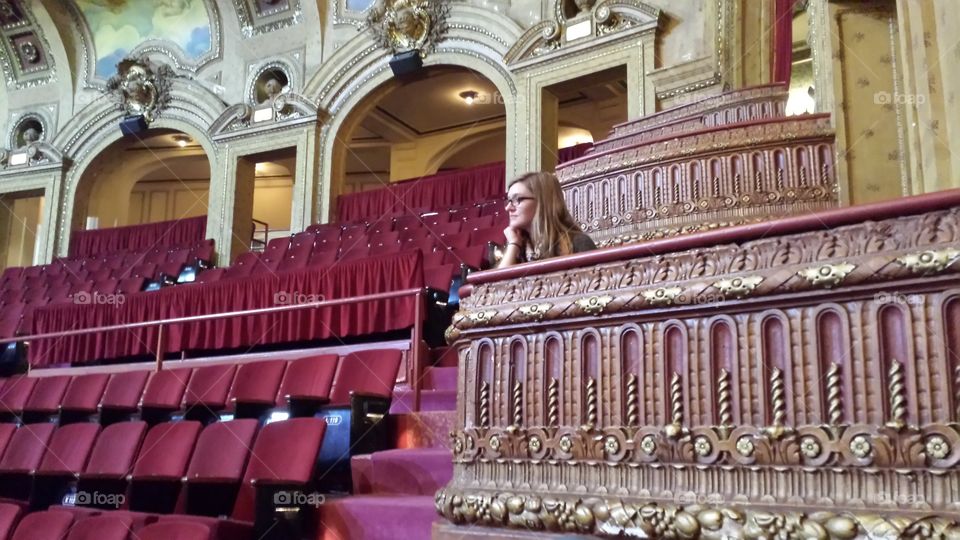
[0,190,45,269]
[332,65,507,202]
[75,129,211,231]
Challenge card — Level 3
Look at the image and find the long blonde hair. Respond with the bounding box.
[510,172,581,259]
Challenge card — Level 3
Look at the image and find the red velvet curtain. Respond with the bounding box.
[68,216,207,258]
[29,251,424,367]
[336,162,506,222]
[772,0,797,85]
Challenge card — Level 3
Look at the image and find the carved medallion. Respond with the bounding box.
[365,0,449,55]
[897,248,960,275]
[105,56,175,123]
[797,263,855,288]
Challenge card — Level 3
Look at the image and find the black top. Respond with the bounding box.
[517,231,596,263]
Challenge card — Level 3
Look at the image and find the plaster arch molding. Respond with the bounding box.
[304,3,524,221]
[52,78,226,257]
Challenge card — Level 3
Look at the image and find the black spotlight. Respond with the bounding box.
[119,114,148,137]
[389,50,423,78]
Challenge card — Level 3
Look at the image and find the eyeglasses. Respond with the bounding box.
[504,195,534,208]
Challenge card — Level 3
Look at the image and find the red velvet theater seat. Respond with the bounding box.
[10,509,74,540]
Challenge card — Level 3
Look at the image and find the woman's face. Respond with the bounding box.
[506,182,536,231]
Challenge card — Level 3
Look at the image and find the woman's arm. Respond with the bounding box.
[498,226,526,268]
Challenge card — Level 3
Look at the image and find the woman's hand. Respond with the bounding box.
[503,226,523,245]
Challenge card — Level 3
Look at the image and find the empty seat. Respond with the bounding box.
[127,421,203,513]
[289,231,316,250]
[443,245,488,270]
[368,232,400,250]
[60,373,110,423]
[338,244,370,261]
[421,212,451,228]
[116,277,145,295]
[195,268,225,284]
[141,369,192,423]
[367,221,394,235]
[340,224,368,245]
[278,354,338,415]
[311,226,341,249]
[393,215,423,232]
[307,248,337,267]
[424,264,457,292]
[232,418,327,524]
[189,240,215,266]
[463,214,495,231]
[329,349,402,406]
[0,376,38,419]
[437,231,470,250]
[183,364,236,422]
[0,503,22,540]
[279,242,312,272]
[426,221,461,238]
[183,419,260,518]
[64,514,134,540]
[230,360,287,418]
[469,226,506,247]
[0,423,17,457]
[0,423,56,499]
[75,421,148,510]
[99,370,150,423]
[10,509,74,540]
[22,375,71,423]
[30,423,101,509]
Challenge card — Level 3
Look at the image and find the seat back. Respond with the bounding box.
[137,522,211,540]
[183,364,236,411]
[61,373,110,415]
[278,354,338,403]
[0,423,56,473]
[231,360,287,407]
[82,421,147,478]
[65,514,134,540]
[141,369,192,411]
[10,509,74,540]
[100,370,150,412]
[0,376,38,415]
[131,421,203,480]
[233,418,327,521]
[23,375,71,416]
[329,349,402,406]
[37,423,101,475]
[185,419,259,482]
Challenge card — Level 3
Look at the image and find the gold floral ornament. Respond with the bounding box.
[642,286,682,306]
[365,0,450,55]
[797,263,855,288]
[714,276,764,299]
[517,303,553,322]
[897,248,960,275]
[575,295,613,315]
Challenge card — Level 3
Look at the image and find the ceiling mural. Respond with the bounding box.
[73,0,212,78]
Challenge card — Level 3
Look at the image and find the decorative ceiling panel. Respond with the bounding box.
[0,0,56,89]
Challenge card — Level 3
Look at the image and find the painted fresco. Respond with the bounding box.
[75,0,211,78]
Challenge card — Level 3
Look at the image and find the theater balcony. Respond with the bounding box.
[436,189,960,539]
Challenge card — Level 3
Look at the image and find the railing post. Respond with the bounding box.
[155,324,165,371]
[411,289,424,412]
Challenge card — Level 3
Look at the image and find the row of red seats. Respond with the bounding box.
[190,200,510,292]
[0,240,215,339]
[0,349,402,425]
[0,417,325,540]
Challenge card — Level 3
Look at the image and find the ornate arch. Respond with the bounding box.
[52,77,225,256]
[303,3,523,220]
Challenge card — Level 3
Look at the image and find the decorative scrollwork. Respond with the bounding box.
[575,294,613,315]
[105,55,175,123]
[642,286,682,306]
[714,276,764,299]
[365,0,449,55]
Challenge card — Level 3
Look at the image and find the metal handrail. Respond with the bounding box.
[2,287,428,410]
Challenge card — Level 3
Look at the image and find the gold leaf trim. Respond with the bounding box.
[574,295,614,315]
[714,276,764,299]
[897,248,960,275]
[797,263,855,288]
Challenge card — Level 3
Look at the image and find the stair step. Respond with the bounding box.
[390,388,456,414]
[423,366,457,390]
[367,448,452,496]
[390,411,456,449]
[431,347,458,367]
[320,495,438,540]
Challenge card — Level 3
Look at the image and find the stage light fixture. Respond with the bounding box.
[459,90,479,105]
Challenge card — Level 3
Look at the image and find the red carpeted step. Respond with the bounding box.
[368,448,452,496]
[319,496,438,540]
[430,347,458,368]
[389,388,456,413]
[422,366,457,391]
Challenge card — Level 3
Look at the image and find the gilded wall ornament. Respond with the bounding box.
[575,295,613,315]
[105,56,175,123]
[714,276,763,299]
[797,263,855,288]
[365,0,450,55]
[897,248,960,275]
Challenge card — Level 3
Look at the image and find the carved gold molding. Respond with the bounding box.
[436,489,960,539]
